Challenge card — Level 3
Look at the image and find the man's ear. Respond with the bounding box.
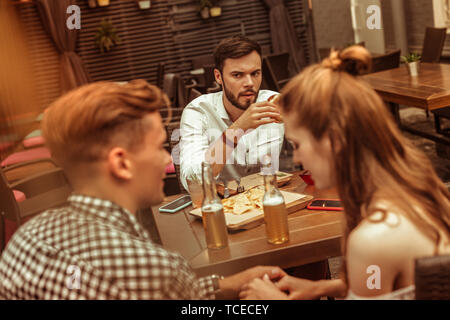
[107,147,133,180]
[214,68,223,86]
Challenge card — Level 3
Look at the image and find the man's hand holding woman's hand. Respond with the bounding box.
[218,265,286,300]
[239,273,326,300]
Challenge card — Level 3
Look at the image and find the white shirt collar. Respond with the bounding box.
[214,91,231,121]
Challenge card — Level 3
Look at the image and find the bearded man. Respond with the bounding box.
[179,35,284,190]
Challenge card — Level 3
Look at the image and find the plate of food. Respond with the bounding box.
[216,171,293,197]
[189,186,312,230]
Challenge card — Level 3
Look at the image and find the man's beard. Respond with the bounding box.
[222,80,258,111]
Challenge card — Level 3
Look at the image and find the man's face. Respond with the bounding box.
[129,113,171,208]
[216,51,262,110]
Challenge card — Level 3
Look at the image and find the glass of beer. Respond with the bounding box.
[261,155,290,244]
[187,176,203,208]
[201,162,229,249]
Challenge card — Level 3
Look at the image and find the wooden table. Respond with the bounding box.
[363,63,450,145]
[152,173,344,277]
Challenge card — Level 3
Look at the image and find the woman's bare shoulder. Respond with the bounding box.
[348,210,435,256]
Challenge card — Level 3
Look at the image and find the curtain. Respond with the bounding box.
[36,0,91,93]
[263,0,307,74]
[0,1,41,160]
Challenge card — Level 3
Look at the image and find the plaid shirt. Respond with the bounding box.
[0,194,215,299]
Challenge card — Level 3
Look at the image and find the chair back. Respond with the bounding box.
[165,122,186,194]
[262,52,291,92]
[421,27,447,63]
[156,62,165,89]
[318,48,332,61]
[163,73,187,109]
[203,64,221,94]
[0,165,72,252]
[0,169,21,250]
[415,254,450,299]
[371,49,401,73]
[192,54,215,70]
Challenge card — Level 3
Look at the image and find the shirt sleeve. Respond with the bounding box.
[179,105,210,192]
[167,254,216,299]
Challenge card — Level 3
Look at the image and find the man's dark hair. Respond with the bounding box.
[213,35,262,71]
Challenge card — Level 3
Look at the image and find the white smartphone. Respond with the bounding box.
[158,195,192,213]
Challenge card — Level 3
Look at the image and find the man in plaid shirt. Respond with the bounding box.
[0,80,283,299]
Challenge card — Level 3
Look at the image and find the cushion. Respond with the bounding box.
[23,136,45,148]
[1,147,51,167]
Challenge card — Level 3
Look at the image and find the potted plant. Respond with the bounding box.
[136,0,151,10]
[209,0,222,17]
[401,52,421,77]
[198,0,212,19]
[95,19,121,54]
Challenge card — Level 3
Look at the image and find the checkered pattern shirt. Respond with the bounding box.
[0,194,216,299]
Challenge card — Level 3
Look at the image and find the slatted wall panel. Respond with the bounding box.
[76,0,315,84]
[16,0,315,105]
[15,3,61,110]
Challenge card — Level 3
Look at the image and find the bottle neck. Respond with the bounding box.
[202,164,218,202]
[263,174,277,193]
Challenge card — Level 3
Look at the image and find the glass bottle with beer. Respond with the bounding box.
[201,162,229,249]
[261,155,290,244]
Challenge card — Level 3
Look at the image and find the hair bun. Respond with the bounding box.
[322,45,371,76]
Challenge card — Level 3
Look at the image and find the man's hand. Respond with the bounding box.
[218,266,286,299]
[231,101,282,132]
[275,275,324,300]
[239,274,289,300]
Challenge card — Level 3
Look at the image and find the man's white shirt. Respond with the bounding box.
[176,90,284,191]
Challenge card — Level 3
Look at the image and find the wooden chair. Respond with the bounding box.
[156,62,165,89]
[192,54,214,70]
[165,122,185,194]
[191,55,215,93]
[203,64,221,94]
[371,49,401,73]
[432,107,450,137]
[262,52,291,92]
[421,27,447,63]
[415,254,450,299]
[162,73,199,122]
[370,50,401,122]
[2,155,58,184]
[0,164,72,251]
[318,47,331,61]
[425,28,450,129]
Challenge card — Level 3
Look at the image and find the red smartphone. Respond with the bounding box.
[307,199,343,211]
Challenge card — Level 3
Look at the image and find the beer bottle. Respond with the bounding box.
[201,162,229,249]
[261,155,290,244]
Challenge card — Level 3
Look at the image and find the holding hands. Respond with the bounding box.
[239,273,324,300]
